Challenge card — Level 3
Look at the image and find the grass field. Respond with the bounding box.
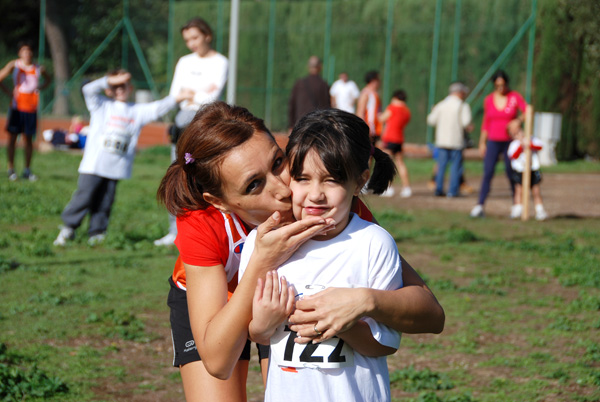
[1,146,599,401]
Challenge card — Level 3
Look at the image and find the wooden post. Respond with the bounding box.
[521,105,533,221]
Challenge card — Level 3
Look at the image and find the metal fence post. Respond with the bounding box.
[426,0,443,144]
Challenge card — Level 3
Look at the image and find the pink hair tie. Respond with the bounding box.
[184,153,195,165]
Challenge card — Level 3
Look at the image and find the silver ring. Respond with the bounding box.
[313,324,322,336]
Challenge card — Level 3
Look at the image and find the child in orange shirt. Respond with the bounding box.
[378,90,412,198]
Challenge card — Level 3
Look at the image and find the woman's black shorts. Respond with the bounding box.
[168,276,269,367]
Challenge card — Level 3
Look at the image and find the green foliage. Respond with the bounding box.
[99,310,147,342]
[0,344,69,400]
[410,391,476,402]
[390,366,454,392]
[445,227,478,243]
[0,257,19,274]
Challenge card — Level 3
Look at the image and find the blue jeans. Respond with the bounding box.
[436,148,463,196]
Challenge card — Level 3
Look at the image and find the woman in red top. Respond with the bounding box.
[379,89,412,198]
[470,70,528,218]
[157,102,444,401]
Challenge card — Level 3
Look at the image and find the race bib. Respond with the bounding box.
[102,129,131,155]
[270,324,354,369]
[270,283,354,370]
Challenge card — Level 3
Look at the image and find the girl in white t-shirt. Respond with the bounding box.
[240,108,403,402]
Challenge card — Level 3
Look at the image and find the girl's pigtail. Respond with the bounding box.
[367,147,397,195]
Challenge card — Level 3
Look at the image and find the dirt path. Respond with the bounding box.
[364,172,600,219]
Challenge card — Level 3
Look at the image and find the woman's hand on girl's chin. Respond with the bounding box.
[253,211,336,269]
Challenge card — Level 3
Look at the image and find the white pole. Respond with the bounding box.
[227,0,240,105]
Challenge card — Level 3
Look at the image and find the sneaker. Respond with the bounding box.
[435,190,446,197]
[510,204,523,219]
[535,205,548,221]
[154,232,177,246]
[380,186,395,197]
[470,204,484,218]
[53,226,75,246]
[88,233,106,246]
[8,169,17,181]
[22,169,38,182]
[400,187,412,198]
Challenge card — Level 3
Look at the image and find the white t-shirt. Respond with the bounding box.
[78,77,177,180]
[239,213,403,402]
[427,94,472,149]
[169,52,228,112]
[508,137,543,172]
[329,79,360,113]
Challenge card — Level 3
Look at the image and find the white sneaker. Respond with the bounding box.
[400,187,412,198]
[510,204,523,219]
[380,187,395,197]
[88,233,106,246]
[53,226,75,246]
[8,169,17,181]
[22,170,38,182]
[470,204,484,218]
[154,232,177,246]
[535,205,548,221]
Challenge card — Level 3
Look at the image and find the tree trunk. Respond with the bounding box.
[45,0,70,116]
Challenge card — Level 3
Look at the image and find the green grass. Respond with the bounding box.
[1,147,599,401]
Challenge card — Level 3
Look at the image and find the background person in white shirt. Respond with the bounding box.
[155,17,229,246]
[53,70,192,246]
[329,72,360,114]
[427,82,472,198]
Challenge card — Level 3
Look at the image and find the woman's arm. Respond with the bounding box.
[479,129,488,157]
[337,320,397,357]
[289,255,445,342]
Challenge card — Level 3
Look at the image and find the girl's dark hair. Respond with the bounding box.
[491,70,510,85]
[181,17,213,42]
[287,109,396,195]
[392,89,407,101]
[157,101,272,217]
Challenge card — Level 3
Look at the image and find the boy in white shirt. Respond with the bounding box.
[53,70,192,246]
[507,130,548,220]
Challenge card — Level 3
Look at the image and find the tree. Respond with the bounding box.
[45,0,70,116]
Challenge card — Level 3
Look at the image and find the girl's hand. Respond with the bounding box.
[289,287,368,343]
[249,271,295,344]
[252,211,336,269]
